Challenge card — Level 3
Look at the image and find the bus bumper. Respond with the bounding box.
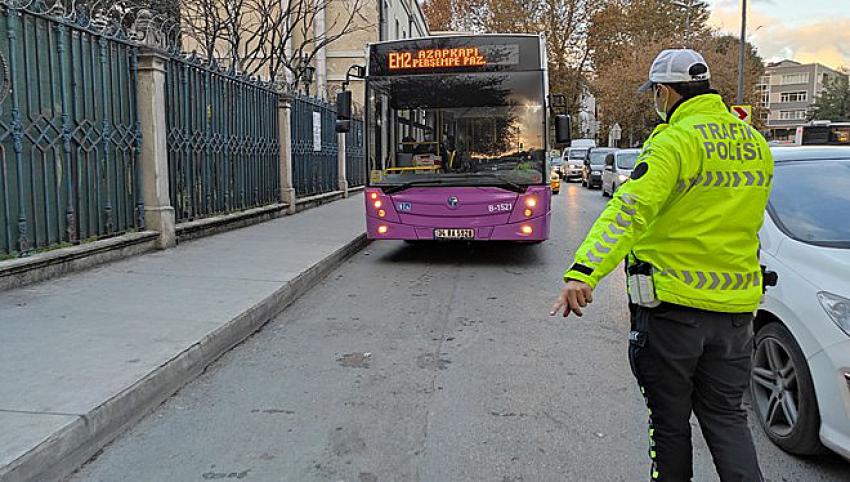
[366,214,551,241]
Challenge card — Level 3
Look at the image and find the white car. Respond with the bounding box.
[601,149,640,197]
[753,146,850,460]
[562,147,588,180]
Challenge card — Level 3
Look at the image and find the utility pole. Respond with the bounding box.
[737,0,747,105]
[672,0,692,43]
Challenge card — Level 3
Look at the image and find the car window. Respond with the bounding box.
[569,149,587,160]
[770,160,850,248]
[616,152,638,169]
[589,151,610,165]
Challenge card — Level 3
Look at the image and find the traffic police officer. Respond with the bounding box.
[550,49,772,481]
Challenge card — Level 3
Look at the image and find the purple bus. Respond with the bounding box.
[350,34,569,242]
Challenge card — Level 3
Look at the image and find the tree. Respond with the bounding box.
[141,0,371,86]
[588,0,710,71]
[809,75,850,122]
[588,0,764,143]
[700,34,765,127]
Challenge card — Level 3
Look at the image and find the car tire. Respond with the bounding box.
[751,322,825,455]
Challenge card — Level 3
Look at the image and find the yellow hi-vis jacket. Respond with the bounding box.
[564,93,774,313]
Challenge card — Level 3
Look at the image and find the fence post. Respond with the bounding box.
[337,132,348,197]
[278,95,297,214]
[136,48,176,248]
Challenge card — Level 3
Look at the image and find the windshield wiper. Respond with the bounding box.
[469,173,526,193]
[381,173,527,194]
[382,178,452,194]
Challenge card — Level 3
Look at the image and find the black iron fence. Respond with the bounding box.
[0,3,366,258]
[164,57,280,223]
[291,94,338,197]
[0,5,143,257]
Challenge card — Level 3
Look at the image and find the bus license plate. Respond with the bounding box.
[434,228,475,240]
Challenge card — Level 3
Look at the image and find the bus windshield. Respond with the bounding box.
[366,71,546,188]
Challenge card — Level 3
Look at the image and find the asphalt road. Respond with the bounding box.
[73,183,849,482]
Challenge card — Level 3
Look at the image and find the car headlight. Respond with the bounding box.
[818,291,850,336]
[618,174,628,182]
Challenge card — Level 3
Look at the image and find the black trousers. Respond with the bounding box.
[628,303,764,482]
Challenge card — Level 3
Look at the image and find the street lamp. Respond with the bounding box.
[295,53,315,95]
[301,54,315,96]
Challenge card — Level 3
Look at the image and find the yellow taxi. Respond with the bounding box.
[550,172,561,195]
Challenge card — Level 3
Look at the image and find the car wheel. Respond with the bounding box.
[751,322,824,455]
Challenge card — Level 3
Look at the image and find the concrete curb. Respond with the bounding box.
[1,233,369,482]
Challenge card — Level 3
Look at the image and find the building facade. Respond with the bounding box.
[757,60,848,140]
[324,0,429,107]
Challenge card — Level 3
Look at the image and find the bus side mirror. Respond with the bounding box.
[555,115,572,146]
[335,90,352,133]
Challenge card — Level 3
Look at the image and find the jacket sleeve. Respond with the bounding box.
[564,134,681,288]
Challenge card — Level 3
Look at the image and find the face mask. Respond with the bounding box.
[654,86,669,122]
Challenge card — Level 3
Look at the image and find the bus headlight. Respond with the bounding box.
[524,208,533,217]
[521,225,533,235]
[377,225,389,235]
[525,197,537,208]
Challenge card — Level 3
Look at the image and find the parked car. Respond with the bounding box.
[582,147,616,189]
[563,147,589,180]
[753,146,850,460]
[601,148,640,197]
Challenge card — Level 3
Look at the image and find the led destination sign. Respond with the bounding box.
[388,48,487,70]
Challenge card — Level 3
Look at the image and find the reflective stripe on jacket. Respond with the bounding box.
[564,93,773,313]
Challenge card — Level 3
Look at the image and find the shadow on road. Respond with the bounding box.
[374,240,548,268]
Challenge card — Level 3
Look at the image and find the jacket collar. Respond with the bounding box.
[667,91,727,125]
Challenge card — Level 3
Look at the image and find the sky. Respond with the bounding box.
[704,0,849,70]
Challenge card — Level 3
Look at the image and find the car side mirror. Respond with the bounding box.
[555,115,571,147]
[605,154,615,169]
[335,90,352,133]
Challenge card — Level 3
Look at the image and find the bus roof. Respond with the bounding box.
[368,33,542,48]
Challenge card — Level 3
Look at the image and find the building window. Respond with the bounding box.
[760,92,769,107]
[395,19,399,39]
[781,73,809,85]
[778,110,807,121]
[780,91,808,103]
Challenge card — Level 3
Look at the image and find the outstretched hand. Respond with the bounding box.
[550,280,594,317]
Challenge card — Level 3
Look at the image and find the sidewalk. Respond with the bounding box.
[0,195,366,482]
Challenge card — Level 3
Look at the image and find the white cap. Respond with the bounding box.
[638,49,711,93]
